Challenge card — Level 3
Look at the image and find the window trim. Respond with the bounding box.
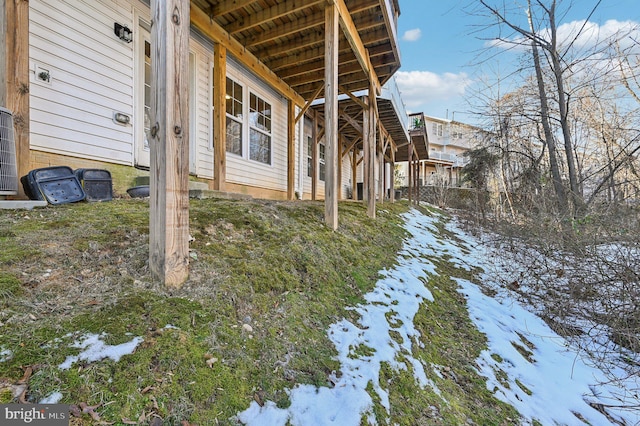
[318,141,326,182]
[225,76,244,158]
[248,91,272,165]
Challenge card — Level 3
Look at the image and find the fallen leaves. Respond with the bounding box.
[0,365,34,403]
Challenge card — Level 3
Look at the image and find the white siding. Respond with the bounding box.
[189,40,214,179]
[341,151,352,199]
[29,0,135,164]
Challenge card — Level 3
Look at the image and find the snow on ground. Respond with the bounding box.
[58,333,143,370]
[238,208,640,425]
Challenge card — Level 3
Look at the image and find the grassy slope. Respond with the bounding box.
[0,198,518,425]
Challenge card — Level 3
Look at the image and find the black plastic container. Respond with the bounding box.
[21,166,86,204]
[75,168,112,202]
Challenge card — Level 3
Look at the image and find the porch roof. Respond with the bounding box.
[190,0,402,104]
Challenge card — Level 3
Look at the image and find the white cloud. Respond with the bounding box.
[402,28,422,42]
[395,70,472,110]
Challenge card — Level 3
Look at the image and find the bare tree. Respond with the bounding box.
[472,0,616,214]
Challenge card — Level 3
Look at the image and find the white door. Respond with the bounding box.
[135,20,151,168]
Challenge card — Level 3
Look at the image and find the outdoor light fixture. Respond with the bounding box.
[114,23,133,43]
[113,112,131,125]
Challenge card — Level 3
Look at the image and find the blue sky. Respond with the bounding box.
[394,0,640,122]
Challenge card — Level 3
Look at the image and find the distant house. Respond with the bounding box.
[398,114,483,188]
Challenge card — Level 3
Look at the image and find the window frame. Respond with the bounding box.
[318,141,326,182]
[248,91,272,165]
[307,136,313,178]
[225,76,244,157]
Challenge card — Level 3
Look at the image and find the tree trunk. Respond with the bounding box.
[548,3,582,213]
[527,1,568,214]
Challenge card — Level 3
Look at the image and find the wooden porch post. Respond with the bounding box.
[324,3,339,229]
[149,0,190,287]
[408,142,414,205]
[337,134,343,200]
[351,149,358,200]
[288,100,295,200]
[362,98,370,203]
[312,110,318,201]
[366,83,377,218]
[1,0,29,198]
[378,132,385,204]
[213,43,226,191]
[416,157,421,205]
[390,147,396,203]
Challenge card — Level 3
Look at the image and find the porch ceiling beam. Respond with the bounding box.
[242,0,377,47]
[245,12,324,47]
[285,60,365,87]
[209,0,256,16]
[260,26,388,65]
[330,0,380,94]
[270,41,392,74]
[191,3,305,106]
[227,0,324,35]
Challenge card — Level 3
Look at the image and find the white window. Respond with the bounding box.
[319,142,326,181]
[249,92,272,164]
[432,123,443,137]
[226,77,243,156]
[307,136,313,177]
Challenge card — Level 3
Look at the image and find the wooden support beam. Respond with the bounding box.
[331,0,381,94]
[227,0,323,34]
[312,109,318,200]
[287,100,296,200]
[338,108,363,135]
[338,134,343,200]
[338,85,367,110]
[295,83,324,123]
[342,136,360,158]
[210,0,255,16]
[408,145,413,205]
[362,96,370,203]
[149,0,190,287]
[365,85,377,218]
[324,3,339,230]
[390,147,395,203]
[246,12,324,48]
[378,139,385,203]
[1,0,29,199]
[351,150,358,200]
[191,5,305,106]
[213,43,226,191]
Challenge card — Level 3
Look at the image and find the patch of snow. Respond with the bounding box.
[0,348,13,362]
[39,391,63,404]
[237,209,640,425]
[237,211,443,425]
[444,219,640,425]
[58,333,143,370]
